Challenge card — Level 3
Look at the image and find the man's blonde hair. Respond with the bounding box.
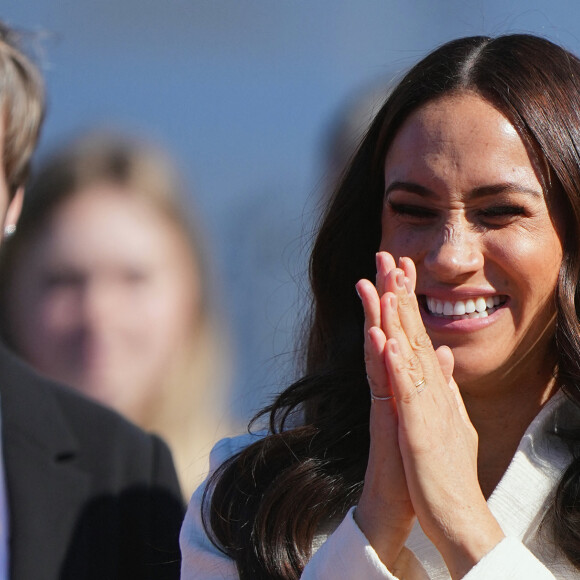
[0,21,44,197]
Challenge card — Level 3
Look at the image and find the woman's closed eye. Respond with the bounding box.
[387,201,437,221]
[477,204,527,226]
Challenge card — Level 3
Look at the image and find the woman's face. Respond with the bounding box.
[7,184,200,421]
[379,92,564,394]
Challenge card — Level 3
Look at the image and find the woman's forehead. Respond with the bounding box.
[383,94,541,190]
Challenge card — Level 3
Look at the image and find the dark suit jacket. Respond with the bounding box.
[0,344,185,579]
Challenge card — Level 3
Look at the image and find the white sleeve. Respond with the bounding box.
[302,510,558,579]
[301,507,399,579]
[180,434,260,580]
[463,537,555,579]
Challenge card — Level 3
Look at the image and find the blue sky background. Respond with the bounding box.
[4,1,580,420]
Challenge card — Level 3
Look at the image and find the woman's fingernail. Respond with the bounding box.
[396,271,405,288]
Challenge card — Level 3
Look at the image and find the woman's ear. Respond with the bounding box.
[3,187,23,236]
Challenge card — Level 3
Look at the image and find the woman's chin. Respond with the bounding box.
[449,362,504,394]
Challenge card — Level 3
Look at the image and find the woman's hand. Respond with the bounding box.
[354,252,417,568]
[356,252,505,579]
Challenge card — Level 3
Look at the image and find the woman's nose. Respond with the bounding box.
[82,281,119,326]
[423,223,484,281]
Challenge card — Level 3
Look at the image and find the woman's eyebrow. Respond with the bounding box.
[384,181,433,197]
[384,180,543,198]
[470,183,543,198]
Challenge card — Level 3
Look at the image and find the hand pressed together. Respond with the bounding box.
[354,252,505,579]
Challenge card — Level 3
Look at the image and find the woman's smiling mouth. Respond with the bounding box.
[421,295,508,320]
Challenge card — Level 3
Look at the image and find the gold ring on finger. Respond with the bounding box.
[414,378,427,393]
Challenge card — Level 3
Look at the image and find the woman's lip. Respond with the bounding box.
[418,291,504,301]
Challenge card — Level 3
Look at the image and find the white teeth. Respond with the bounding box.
[425,295,505,318]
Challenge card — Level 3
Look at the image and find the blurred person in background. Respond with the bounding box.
[0,130,233,497]
[320,79,393,206]
[0,21,183,579]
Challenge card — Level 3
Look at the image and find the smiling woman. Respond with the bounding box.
[180,34,580,579]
